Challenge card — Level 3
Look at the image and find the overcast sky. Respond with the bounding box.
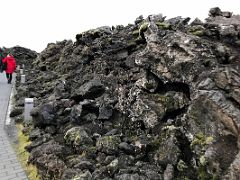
[1,0,240,52]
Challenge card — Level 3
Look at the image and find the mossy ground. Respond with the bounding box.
[15,123,40,180]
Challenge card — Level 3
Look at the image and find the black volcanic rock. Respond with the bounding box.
[71,79,105,101]
[11,7,240,180]
[0,46,38,68]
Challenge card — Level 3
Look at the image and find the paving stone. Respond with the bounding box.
[0,73,28,179]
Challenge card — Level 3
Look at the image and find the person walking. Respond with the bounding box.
[2,53,16,84]
[0,52,4,72]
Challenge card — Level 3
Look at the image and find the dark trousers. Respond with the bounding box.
[6,73,12,83]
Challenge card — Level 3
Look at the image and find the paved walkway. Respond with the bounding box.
[0,73,28,180]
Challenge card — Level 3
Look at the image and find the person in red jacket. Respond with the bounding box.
[2,53,17,84]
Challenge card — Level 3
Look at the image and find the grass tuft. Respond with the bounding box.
[16,123,40,180]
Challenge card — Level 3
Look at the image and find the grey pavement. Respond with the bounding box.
[0,72,28,180]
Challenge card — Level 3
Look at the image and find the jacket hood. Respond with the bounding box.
[6,57,15,61]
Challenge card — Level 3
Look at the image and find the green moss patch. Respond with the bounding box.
[155,22,171,30]
[190,133,213,148]
[188,25,205,36]
[16,124,40,180]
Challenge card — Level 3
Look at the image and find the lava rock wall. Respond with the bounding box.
[11,7,240,180]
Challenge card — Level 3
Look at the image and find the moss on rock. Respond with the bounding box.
[190,133,213,149]
[155,22,171,29]
[177,160,188,172]
[139,22,149,33]
[188,25,205,36]
[64,127,93,147]
[132,29,140,38]
[139,22,149,38]
[96,135,121,155]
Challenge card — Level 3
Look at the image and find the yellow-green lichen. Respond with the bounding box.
[132,29,140,38]
[177,160,188,171]
[139,22,149,37]
[191,30,205,36]
[200,155,207,166]
[64,127,92,147]
[190,133,213,148]
[155,22,171,30]
[188,25,205,36]
[96,136,121,152]
[139,22,149,32]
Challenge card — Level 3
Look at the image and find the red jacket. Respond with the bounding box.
[2,56,17,73]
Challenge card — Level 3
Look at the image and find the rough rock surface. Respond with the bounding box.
[11,7,240,180]
[0,46,38,68]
